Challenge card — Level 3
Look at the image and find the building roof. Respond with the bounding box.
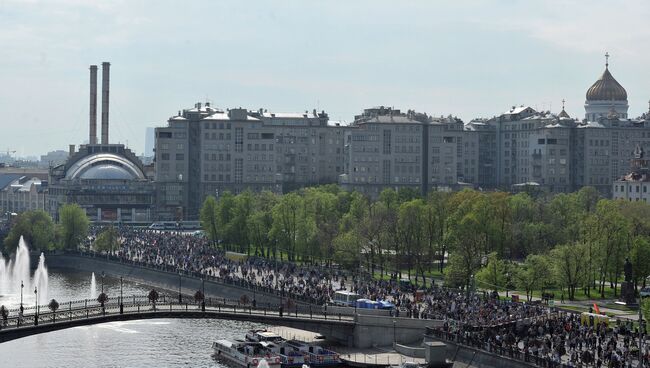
[0,174,22,190]
[64,153,145,181]
[586,66,627,101]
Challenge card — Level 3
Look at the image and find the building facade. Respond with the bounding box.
[613,145,650,202]
[154,103,346,220]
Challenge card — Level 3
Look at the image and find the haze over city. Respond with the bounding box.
[2,0,650,156]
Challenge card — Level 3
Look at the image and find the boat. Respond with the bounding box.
[259,341,309,368]
[246,329,284,343]
[213,339,283,368]
[285,340,341,367]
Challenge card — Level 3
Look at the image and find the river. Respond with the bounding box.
[0,270,266,367]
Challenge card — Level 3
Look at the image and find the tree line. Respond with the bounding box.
[201,185,650,300]
[2,204,89,253]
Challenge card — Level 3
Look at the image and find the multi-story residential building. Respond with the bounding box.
[154,104,345,220]
[339,107,472,197]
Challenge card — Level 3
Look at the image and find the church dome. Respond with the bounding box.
[586,67,627,101]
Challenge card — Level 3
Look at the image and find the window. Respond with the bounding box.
[175,154,184,160]
[176,143,184,150]
[161,153,170,160]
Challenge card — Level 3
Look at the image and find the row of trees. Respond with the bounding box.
[3,204,89,253]
[201,186,650,300]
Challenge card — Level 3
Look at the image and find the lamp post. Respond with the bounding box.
[178,268,182,304]
[101,271,105,294]
[201,278,206,312]
[640,304,644,367]
[20,280,24,311]
[34,286,38,326]
[393,319,396,346]
[119,276,124,314]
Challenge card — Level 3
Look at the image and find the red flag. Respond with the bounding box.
[593,303,601,315]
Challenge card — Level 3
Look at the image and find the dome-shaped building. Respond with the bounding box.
[584,55,629,121]
[48,63,155,223]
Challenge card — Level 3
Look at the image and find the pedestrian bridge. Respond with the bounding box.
[0,300,355,345]
[0,298,442,348]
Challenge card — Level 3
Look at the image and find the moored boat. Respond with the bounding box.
[259,341,309,368]
[213,339,283,368]
[285,340,341,367]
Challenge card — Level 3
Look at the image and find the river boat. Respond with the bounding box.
[246,329,284,343]
[213,339,282,368]
[259,341,309,368]
[285,340,341,367]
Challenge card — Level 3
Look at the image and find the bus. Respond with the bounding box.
[331,290,361,307]
[148,221,202,231]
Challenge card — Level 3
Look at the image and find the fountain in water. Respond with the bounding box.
[90,272,97,299]
[0,236,50,306]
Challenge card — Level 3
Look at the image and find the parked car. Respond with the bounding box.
[640,287,650,298]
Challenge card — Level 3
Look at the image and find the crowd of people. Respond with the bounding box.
[81,226,649,367]
[431,301,649,367]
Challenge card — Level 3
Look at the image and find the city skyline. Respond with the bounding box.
[2,0,650,156]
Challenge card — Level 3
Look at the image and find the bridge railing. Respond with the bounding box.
[0,297,354,333]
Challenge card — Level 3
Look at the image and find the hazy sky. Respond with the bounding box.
[2,0,650,157]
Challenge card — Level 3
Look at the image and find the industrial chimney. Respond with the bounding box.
[89,65,98,145]
[101,62,110,145]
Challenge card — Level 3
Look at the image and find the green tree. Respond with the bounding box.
[94,226,119,253]
[642,298,650,334]
[200,195,219,245]
[550,242,587,300]
[514,254,551,301]
[476,252,507,293]
[270,193,302,261]
[3,210,56,253]
[630,236,650,290]
[58,203,89,250]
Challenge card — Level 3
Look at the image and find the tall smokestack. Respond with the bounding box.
[89,65,98,145]
[101,62,110,145]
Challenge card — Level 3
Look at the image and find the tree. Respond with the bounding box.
[48,299,59,322]
[3,210,56,253]
[97,292,108,310]
[630,236,650,290]
[200,195,219,245]
[0,305,8,326]
[270,193,303,261]
[148,289,159,310]
[476,252,507,293]
[58,203,89,250]
[514,254,552,301]
[94,226,119,253]
[194,290,205,303]
[551,243,587,300]
[397,199,427,284]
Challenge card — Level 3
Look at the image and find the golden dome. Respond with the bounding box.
[586,66,627,101]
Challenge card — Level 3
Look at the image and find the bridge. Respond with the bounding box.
[0,295,442,348]
[0,297,355,344]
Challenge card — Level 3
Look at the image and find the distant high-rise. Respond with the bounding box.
[144,127,155,157]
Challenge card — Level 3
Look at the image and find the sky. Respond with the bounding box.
[1,0,650,157]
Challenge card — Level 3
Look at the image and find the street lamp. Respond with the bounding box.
[120,276,124,314]
[201,278,206,312]
[20,280,24,311]
[101,271,105,294]
[178,268,182,304]
[34,286,38,326]
[393,320,396,346]
[640,305,644,367]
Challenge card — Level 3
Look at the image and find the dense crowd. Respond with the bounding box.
[83,227,649,367]
[433,305,649,367]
